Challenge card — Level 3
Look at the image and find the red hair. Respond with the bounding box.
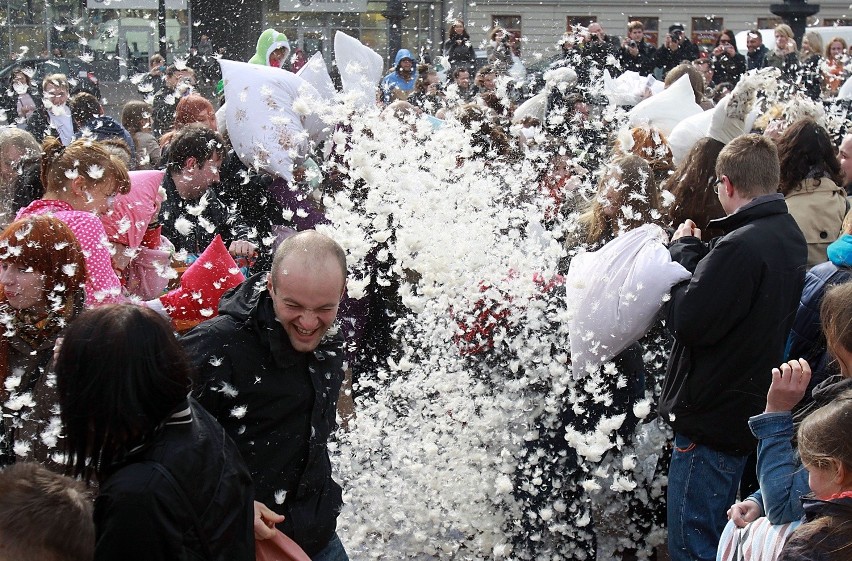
[160,95,216,147]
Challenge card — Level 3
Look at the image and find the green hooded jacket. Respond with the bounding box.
[248,29,291,67]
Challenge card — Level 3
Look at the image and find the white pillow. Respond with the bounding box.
[668,108,714,166]
[296,52,336,101]
[838,75,852,100]
[566,224,691,378]
[628,74,703,136]
[603,70,661,107]
[220,58,323,182]
[334,31,384,107]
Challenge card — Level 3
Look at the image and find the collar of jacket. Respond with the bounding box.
[708,192,787,233]
[801,494,852,523]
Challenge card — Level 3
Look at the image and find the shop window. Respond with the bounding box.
[9,0,45,26]
[756,17,782,29]
[824,18,852,27]
[627,16,659,47]
[11,26,47,58]
[691,16,723,52]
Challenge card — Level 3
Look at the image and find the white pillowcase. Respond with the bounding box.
[220,58,324,182]
[628,74,703,136]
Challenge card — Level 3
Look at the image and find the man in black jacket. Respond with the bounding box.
[745,29,769,70]
[619,20,655,76]
[654,23,699,77]
[661,134,807,561]
[183,230,350,560]
[159,125,257,263]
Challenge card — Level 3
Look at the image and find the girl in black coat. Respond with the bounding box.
[55,305,256,561]
[443,19,475,72]
[711,29,747,86]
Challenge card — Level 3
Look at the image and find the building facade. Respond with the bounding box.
[0,0,848,77]
[464,0,852,61]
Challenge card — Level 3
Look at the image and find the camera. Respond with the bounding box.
[628,40,637,48]
[671,29,683,42]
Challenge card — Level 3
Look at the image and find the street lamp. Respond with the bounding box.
[382,0,409,64]
[770,0,820,47]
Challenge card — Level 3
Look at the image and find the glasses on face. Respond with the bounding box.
[713,176,726,195]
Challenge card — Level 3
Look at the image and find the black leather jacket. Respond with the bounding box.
[184,274,345,556]
[94,399,255,561]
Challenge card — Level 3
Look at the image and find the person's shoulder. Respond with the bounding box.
[182,313,246,347]
[100,461,168,500]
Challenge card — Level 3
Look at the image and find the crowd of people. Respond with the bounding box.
[0,17,850,561]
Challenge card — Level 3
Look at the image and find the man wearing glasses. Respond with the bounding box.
[25,73,75,145]
[660,134,807,561]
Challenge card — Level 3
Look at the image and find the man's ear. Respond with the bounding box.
[339,279,347,301]
[724,177,736,199]
[267,275,274,294]
[184,157,198,171]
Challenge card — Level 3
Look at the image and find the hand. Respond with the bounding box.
[765,358,811,413]
[713,45,725,57]
[254,501,285,540]
[670,219,701,243]
[727,500,760,528]
[111,242,132,272]
[726,44,736,56]
[229,240,258,258]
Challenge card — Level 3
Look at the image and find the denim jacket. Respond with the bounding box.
[746,411,809,524]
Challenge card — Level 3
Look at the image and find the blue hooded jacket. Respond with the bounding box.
[784,233,852,392]
[380,49,417,103]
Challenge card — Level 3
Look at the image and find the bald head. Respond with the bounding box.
[270,230,347,288]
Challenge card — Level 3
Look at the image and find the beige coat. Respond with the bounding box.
[785,177,847,268]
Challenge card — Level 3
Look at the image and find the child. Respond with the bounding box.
[778,390,852,560]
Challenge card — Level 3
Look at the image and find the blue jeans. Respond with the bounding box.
[312,533,349,561]
[667,433,748,561]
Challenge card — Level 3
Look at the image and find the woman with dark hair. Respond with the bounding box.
[0,215,86,468]
[407,64,444,114]
[777,118,847,268]
[55,304,255,561]
[443,19,475,73]
[665,137,727,240]
[0,68,39,126]
[711,29,746,86]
